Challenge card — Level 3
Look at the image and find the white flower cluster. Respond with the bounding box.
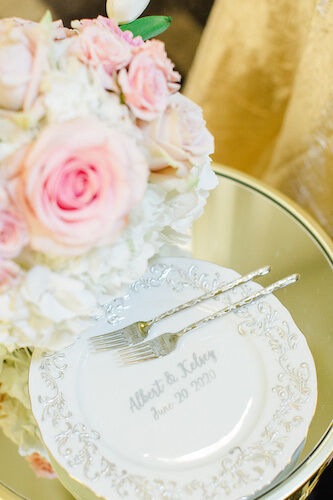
[0,15,217,352]
[0,5,217,475]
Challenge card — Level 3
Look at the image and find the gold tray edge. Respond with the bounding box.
[212,163,333,261]
[259,427,333,500]
[0,481,29,500]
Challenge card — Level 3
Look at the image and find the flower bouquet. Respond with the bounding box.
[0,0,216,478]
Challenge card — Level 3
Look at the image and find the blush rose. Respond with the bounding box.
[0,258,22,292]
[52,19,77,41]
[0,18,50,111]
[140,93,214,176]
[72,16,143,46]
[0,208,29,258]
[70,16,137,89]
[11,117,149,255]
[118,40,181,121]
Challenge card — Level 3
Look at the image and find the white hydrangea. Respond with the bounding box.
[0,7,218,466]
[0,266,101,351]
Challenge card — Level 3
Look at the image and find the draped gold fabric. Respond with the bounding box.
[185,0,333,237]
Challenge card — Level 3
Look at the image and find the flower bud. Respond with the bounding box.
[106,0,150,24]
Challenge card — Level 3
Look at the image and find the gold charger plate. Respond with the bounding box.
[1,164,332,500]
[193,165,333,500]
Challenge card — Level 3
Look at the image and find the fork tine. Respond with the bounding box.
[89,343,128,353]
[89,332,124,344]
[90,341,127,350]
[118,341,150,353]
[90,340,128,351]
[120,349,156,362]
[90,337,128,347]
[120,348,154,360]
[119,346,153,358]
[119,343,155,357]
[89,331,122,341]
[121,354,157,365]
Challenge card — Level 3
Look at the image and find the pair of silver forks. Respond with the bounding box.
[88,266,300,365]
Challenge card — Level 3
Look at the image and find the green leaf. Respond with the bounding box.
[120,16,172,41]
[40,9,53,27]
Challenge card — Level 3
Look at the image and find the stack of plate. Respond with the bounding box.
[29,257,317,500]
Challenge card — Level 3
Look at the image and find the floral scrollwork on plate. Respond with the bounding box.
[104,261,226,326]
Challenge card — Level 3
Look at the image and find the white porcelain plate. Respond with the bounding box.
[29,258,317,500]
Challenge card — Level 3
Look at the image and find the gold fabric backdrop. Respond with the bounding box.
[185,0,333,237]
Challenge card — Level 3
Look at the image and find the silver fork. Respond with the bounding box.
[88,265,271,352]
[117,273,300,366]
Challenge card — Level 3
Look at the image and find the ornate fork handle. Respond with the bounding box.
[176,273,301,339]
[144,265,271,330]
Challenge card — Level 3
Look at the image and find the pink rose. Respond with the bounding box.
[0,18,50,111]
[120,29,144,47]
[12,118,149,255]
[70,16,137,89]
[140,93,214,176]
[0,208,29,258]
[0,184,29,258]
[0,185,9,208]
[118,40,181,121]
[51,20,77,41]
[72,16,143,46]
[0,258,22,292]
[26,453,57,479]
